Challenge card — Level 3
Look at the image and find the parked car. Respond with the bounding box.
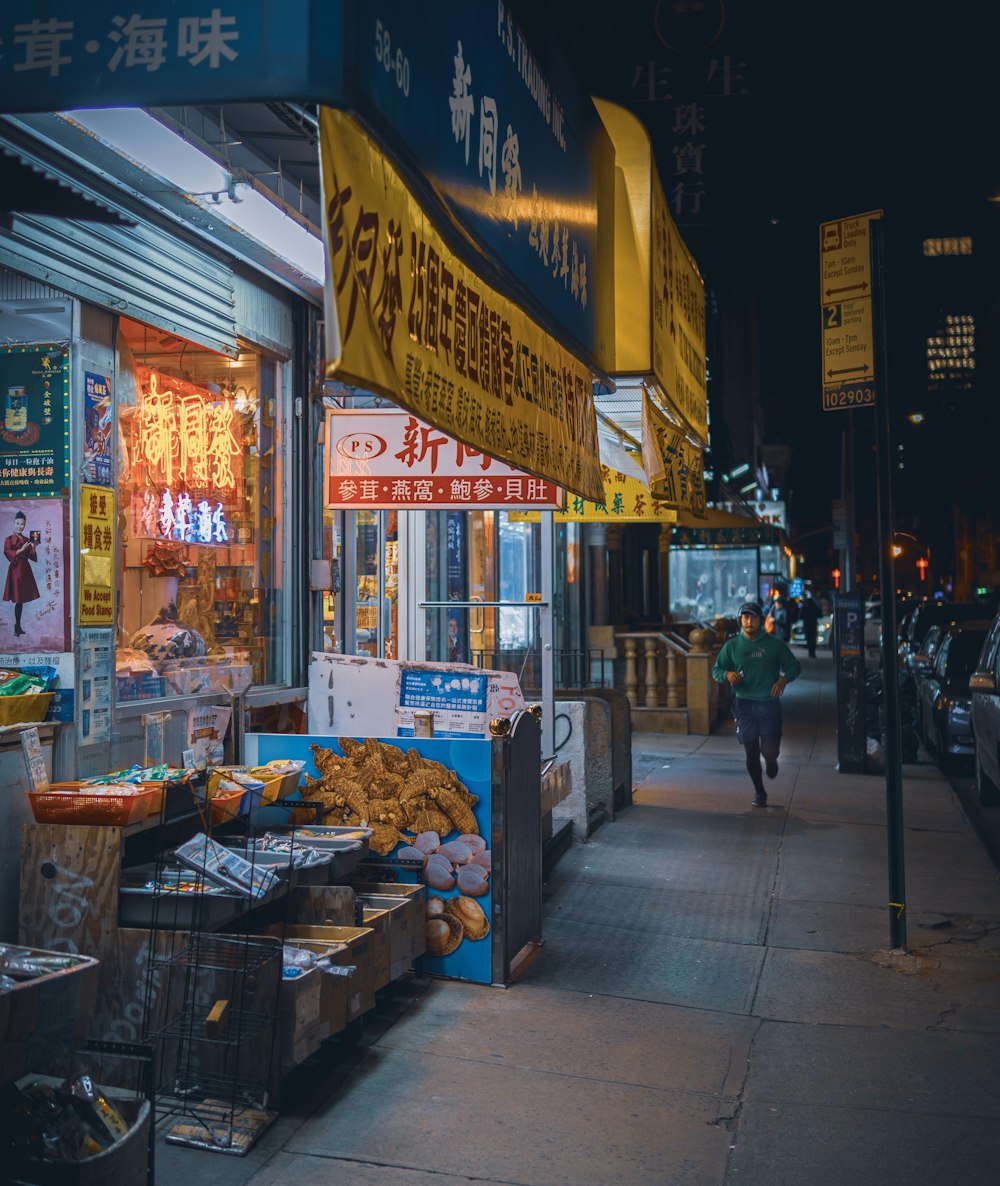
[864,598,915,668]
[970,613,1000,803]
[909,623,947,720]
[916,621,990,769]
[901,601,984,672]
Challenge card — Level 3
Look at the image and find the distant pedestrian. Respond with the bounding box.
[713,601,802,807]
[766,593,790,641]
[800,594,821,658]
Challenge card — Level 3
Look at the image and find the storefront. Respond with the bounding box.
[0,214,312,939]
[669,508,787,621]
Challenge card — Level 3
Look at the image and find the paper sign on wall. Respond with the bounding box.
[21,726,49,793]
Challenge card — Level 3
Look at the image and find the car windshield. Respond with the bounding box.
[944,631,988,693]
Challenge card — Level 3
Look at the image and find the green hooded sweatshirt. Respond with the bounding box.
[712,631,802,700]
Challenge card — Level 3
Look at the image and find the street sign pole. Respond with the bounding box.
[870,218,906,951]
[821,212,878,778]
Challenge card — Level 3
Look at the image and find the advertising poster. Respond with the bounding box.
[0,345,70,499]
[79,485,115,627]
[79,628,113,747]
[248,733,495,985]
[186,704,233,770]
[83,371,113,486]
[307,653,524,737]
[395,668,489,738]
[0,498,68,653]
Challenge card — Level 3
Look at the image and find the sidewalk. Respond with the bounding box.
[160,650,1000,1185]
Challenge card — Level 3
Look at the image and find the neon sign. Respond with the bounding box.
[135,487,231,544]
[131,370,242,491]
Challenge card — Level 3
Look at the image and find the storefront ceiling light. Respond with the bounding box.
[61,108,325,283]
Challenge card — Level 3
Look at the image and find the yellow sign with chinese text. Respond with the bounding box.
[651,170,708,443]
[509,466,678,524]
[79,484,115,626]
[319,108,603,504]
[640,394,706,516]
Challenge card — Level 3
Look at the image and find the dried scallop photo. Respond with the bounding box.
[426,912,463,956]
[446,895,490,940]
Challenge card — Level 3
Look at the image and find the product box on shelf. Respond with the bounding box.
[271,925,375,1022]
[354,902,391,991]
[280,938,351,1052]
[275,961,324,1073]
[161,662,254,697]
[115,672,166,700]
[353,884,427,976]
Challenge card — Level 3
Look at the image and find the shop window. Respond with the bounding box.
[115,319,285,702]
[669,546,759,621]
[353,509,398,660]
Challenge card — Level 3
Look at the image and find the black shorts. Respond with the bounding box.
[732,697,782,744]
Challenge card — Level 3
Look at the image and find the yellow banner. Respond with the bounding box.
[319,108,602,503]
[509,465,677,523]
[641,394,706,516]
[651,171,708,443]
[79,484,115,626]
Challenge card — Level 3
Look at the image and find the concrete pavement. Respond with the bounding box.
[157,649,1000,1185]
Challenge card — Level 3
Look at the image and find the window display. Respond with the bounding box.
[669,546,760,621]
[115,319,285,702]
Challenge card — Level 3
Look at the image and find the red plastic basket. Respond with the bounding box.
[27,787,155,826]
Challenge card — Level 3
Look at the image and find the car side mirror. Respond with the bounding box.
[970,672,998,693]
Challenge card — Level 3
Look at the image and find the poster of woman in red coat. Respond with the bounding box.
[3,511,39,635]
[0,501,66,652]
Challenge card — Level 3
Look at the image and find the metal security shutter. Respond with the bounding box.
[0,212,238,357]
[233,270,295,357]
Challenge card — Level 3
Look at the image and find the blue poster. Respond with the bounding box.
[249,733,495,985]
[84,372,113,487]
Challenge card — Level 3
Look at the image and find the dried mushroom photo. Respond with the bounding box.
[299,736,492,963]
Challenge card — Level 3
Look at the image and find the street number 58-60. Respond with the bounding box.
[375,19,411,97]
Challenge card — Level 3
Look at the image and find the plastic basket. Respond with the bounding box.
[209,787,244,825]
[27,786,155,826]
[0,692,53,727]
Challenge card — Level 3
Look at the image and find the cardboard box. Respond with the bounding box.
[355,891,419,980]
[276,925,375,1021]
[286,884,356,926]
[282,939,350,1039]
[357,903,391,991]
[353,881,426,966]
[276,963,324,1072]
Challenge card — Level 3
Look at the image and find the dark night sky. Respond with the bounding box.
[532,0,1000,560]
